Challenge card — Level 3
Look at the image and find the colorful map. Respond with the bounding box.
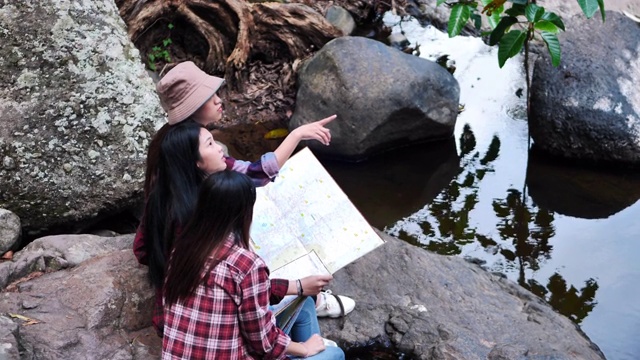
[250,147,385,280]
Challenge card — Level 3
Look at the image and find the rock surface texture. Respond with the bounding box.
[529,11,640,167]
[290,36,460,161]
[0,209,21,254]
[323,232,605,359]
[0,232,605,359]
[0,1,165,234]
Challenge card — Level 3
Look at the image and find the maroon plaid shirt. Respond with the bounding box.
[133,153,283,336]
[162,236,290,359]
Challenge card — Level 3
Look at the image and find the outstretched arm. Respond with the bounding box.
[274,115,336,168]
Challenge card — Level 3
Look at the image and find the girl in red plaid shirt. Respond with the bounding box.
[163,171,344,359]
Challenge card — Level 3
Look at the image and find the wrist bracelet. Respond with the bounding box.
[296,279,303,296]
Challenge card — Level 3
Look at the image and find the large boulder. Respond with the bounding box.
[323,232,605,359]
[529,11,640,167]
[0,1,165,235]
[290,36,460,161]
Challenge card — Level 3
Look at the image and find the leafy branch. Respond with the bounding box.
[438,0,606,68]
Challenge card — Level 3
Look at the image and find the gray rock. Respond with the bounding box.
[0,250,158,360]
[0,209,20,254]
[0,233,133,289]
[325,6,356,36]
[388,33,410,50]
[0,1,165,234]
[0,315,20,360]
[321,232,605,359]
[529,11,640,167]
[291,37,460,160]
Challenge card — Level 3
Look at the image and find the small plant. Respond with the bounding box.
[147,23,174,71]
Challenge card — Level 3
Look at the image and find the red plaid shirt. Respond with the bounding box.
[162,236,290,359]
[133,153,283,336]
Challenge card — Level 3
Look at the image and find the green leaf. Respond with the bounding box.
[597,0,606,21]
[163,38,172,47]
[168,23,175,30]
[448,4,472,37]
[148,61,156,71]
[534,20,560,33]
[576,0,599,18]
[510,0,527,4]
[152,46,161,52]
[505,4,526,17]
[148,54,156,62]
[488,12,500,28]
[525,4,545,22]
[541,12,565,31]
[489,16,518,46]
[540,31,561,66]
[497,30,526,68]
[437,0,446,6]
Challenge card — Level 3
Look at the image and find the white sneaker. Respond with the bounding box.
[322,338,338,347]
[315,290,355,318]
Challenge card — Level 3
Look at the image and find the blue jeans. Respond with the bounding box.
[273,297,345,360]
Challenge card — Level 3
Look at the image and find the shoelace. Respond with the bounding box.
[320,290,347,331]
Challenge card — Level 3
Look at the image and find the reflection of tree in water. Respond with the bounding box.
[491,188,554,279]
[390,123,599,324]
[395,123,500,255]
[525,274,599,324]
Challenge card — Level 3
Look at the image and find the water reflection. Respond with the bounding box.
[323,138,459,229]
[526,273,599,324]
[389,124,500,254]
[348,124,602,325]
[527,147,640,219]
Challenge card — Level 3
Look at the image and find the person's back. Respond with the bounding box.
[163,236,286,359]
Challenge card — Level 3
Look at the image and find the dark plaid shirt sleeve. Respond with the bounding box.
[225,152,280,187]
[269,278,289,304]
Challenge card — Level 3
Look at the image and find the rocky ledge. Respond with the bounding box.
[0,231,604,359]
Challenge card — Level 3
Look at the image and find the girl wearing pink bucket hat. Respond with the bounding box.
[134,62,354,338]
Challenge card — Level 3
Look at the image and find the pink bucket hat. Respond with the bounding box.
[156,61,225,125]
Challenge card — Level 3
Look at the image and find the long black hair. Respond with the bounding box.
[142,119,207,289]
[164,171,257,306]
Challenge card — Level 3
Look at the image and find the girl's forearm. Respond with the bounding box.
[274,130,302,168]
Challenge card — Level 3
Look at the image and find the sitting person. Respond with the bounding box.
[134,119,354,336]
[163,170,345,359]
